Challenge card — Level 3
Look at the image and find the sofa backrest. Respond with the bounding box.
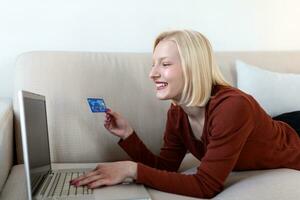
[13,51,300,164]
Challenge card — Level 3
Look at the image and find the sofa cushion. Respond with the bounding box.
[0,165,26,199]
[236,60,300,117]
[215,168,300,200]
[0,99,13,192]
[3,162,300,200]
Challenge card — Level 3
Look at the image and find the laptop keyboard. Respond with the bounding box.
[41,172,93,197]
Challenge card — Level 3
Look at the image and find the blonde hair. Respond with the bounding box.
[153,29,230,107]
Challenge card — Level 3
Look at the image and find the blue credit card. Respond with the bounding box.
[87,98,107,113]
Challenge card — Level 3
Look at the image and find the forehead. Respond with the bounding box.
[153,40,179,59]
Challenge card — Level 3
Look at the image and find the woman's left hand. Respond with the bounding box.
[70,161,137,189]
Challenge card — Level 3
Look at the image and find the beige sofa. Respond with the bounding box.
[1,51,300,200]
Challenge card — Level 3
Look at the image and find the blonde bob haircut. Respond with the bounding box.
[153,29,230,107]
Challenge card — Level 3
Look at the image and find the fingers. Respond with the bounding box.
[70,162,126,189]
[105,109,119,118]
[105,110,115,122]
[105,113,113,123]
[105,108,113,115]
[104,114,113,129]
[70,170,98,185]
[104,111,118,130]
[69,166,112,189]
[75,174,105,187]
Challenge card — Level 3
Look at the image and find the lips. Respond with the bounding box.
[155,81,168,90]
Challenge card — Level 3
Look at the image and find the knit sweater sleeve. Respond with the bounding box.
[118,105,187,172]
[135,96,256,198]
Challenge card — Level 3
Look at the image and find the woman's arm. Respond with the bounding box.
[119,107,187,172]
[133,96,255,198]
[73,96,255,198]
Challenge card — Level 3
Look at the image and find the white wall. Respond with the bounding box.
[1,0,300,99]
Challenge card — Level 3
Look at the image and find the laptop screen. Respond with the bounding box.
[23,96,51,190]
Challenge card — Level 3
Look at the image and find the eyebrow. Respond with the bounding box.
[152,56,169,63]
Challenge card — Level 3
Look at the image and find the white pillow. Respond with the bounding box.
[236,60,300,117]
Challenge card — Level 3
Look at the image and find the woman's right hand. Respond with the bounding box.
[104,109,133,140]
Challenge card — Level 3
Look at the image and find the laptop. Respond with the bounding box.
[18,90,152,200]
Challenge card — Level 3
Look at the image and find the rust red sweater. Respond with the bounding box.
[118,85,300,198]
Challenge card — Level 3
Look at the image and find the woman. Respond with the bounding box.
[70,30,300,198]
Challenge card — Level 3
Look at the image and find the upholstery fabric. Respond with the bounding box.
[0,99,13,192]
[0,165,26,200]
[13,51,300,163]
[13,52,170,163]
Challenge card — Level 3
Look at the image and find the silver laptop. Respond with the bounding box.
[19,90,152,200]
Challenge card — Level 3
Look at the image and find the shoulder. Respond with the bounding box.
[207,85,257,131]
[206,86,257,138]
[209,85,256,113]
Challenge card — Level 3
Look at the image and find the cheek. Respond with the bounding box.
[168,72,184,93]
[164,68,183,81]
[163,70,171,78]
[174,72,184,89]
[163,66,184,88]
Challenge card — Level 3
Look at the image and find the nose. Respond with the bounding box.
[149,65,160,80]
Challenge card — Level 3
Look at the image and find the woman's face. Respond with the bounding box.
[149,40,184,102]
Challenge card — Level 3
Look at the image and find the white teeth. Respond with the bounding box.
[156,82,168,89]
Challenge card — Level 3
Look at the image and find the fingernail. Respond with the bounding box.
[72,182,78,185]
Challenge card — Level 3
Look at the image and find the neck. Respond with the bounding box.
[180,105,205,119]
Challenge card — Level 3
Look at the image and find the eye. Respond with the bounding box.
[162,63,171,67]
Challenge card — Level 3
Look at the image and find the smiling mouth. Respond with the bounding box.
[155,82,168,90]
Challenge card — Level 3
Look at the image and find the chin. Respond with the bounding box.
[156,93,171,100]
[155,90,180,101]
[156,95,169,100]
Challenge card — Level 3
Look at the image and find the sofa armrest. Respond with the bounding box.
[0,99,13,193]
